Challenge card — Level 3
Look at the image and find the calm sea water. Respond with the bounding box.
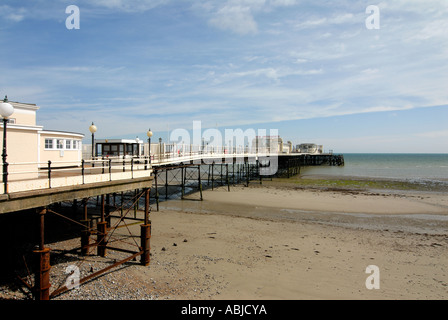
[300,153,448,183]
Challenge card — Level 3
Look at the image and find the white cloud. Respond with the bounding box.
[413,19,448,41]
[269,0,298,6]
[361,68,379,75]
[209,5,258,35]
[294,13,357,29]
[0,5,26,22]
[204,0,303,35]
[84,0,169,12]
[414,130,448,139]
[8,14,24,22]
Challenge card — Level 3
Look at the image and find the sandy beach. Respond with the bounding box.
[1,176,448,301]
[144,182,448,300]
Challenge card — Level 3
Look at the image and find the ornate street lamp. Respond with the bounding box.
[0,96,14,194]
[146,128,153,164]
[89,122,97,159]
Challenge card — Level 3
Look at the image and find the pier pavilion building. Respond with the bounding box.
[0,99,84,181]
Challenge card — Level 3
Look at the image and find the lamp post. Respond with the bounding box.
[147,128,153,164]
[158,137,162,160]
[89,122,97,159]
[0,96,14,194]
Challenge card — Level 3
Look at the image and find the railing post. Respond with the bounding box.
[131,158,134,179]
[81,159,85,184]
[47,161,51,189]
[109,158,112,181]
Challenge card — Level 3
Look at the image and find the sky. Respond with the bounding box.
[0,0,447,153]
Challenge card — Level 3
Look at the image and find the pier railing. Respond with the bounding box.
[0,146,263,194]
[2,157,153,194]
[1,142,337,194]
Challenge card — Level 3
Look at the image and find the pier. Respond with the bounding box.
[0,148,343,300]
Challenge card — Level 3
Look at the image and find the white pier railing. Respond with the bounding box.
[1,145,279,194]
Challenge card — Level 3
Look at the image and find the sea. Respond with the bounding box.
[300,153,448,184]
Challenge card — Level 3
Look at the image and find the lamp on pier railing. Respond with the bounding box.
[89,122,97,159]
[158,137,162,160]
[147,128,153,164]
[0,96,14,194]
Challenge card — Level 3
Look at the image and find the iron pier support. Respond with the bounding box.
[33,207,51,300]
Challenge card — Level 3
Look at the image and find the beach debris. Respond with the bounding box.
[183,239,188,242]
[265,255,272,258]
[173,243,177,246]
[162,247,166,251]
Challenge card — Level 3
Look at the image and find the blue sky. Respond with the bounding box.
[0,0,447,153]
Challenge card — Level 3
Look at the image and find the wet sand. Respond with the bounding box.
[145,183,448,300]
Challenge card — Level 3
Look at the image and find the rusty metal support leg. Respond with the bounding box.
[140,223,151,266]
[33,207,51,300]
[141,188,151,266]
[155,170,159,211]
[211,163,214,190]
[144,188,150,225]
[165,169,169,199]
[134,189,138,218]
[72,199,78,216]
[181,167,185,199]
[81,198,91,256]
[97,221,108,257]
[226,164,230,191]
[121,191,124,216]
[106,194,111,228]
[198,165,203,201]
[98,195,107,257]
[246,162,250,187]
[101,194,105,221]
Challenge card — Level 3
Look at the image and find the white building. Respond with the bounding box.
[252,136,283,154]
[295,143,323,154]
[0,99,84,181]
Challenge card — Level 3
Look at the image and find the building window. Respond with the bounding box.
[45,139,54,149]
[57,139,64,149]
[66,140,72,149]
